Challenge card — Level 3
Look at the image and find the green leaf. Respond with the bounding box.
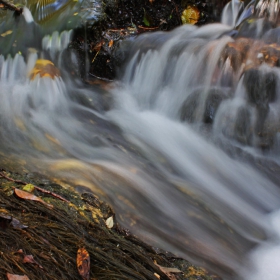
[143,9,150,27]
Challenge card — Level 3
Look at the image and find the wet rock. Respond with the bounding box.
[242,68,279,149]
[254,107,280,150]
[256,44,280,67]
[236,17,273,39]
[234,106,253,145]
[180,87,229,124]
[221,38,252,72]
[180,89,200,123]
[221,37,280,74]
[243,68,277,107]
[256,132,275,150]
[225,103,277,150]
[72,83,113,112]
[204,90,228,123]
[263,27,280,44]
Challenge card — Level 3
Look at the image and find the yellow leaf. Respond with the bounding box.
[22,184,35,193]
[1,30,13,37]
[181,6,200,25]
[29,59,61,80]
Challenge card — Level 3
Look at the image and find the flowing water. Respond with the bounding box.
[1,1,280,279]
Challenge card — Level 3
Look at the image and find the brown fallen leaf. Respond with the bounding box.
[92,40,103,52]
[14,188,53,209]
[23,255,43,269]
[77,248,90,280]
[6,273,30,280]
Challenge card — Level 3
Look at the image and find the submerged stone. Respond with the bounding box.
[180,87,229,124]
[180,89,200,123]
[243,68,277,107]
[204,90,228,124]
[236,17,273,39]
[263,27,280,44]
[234,106,253,146]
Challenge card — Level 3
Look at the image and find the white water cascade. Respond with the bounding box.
[0,1,280,279]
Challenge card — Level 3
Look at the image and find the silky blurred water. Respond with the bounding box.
[0,1,280,279]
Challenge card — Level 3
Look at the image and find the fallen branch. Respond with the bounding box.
[0,171,70,203]
[0,0,23,15]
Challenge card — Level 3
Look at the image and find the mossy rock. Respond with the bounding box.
[0,169,217,280]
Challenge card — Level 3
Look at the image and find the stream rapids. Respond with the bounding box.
[0,1,280,279]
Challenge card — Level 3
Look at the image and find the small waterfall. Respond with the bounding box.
[0,2,280,279]
[221,0,244,27]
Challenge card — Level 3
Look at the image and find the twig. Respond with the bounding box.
[0,171,26,185]
[0,0,23,15]
[0,171,70,203]
[91,50,100,63]
[137,25,159,30]
[32,185,71,204]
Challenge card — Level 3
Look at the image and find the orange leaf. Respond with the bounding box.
[108,40,113,48]
[92,41,103,52]
[77,248,90,280]
[6,273,30,280]
[29,59,61,80]
[14,188,53,209]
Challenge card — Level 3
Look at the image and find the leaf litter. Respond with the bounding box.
[0,169,217,280]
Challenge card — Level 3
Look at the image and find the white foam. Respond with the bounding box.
[22,7,34,23]
[244,210,280,280]
[42,30,73,61]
